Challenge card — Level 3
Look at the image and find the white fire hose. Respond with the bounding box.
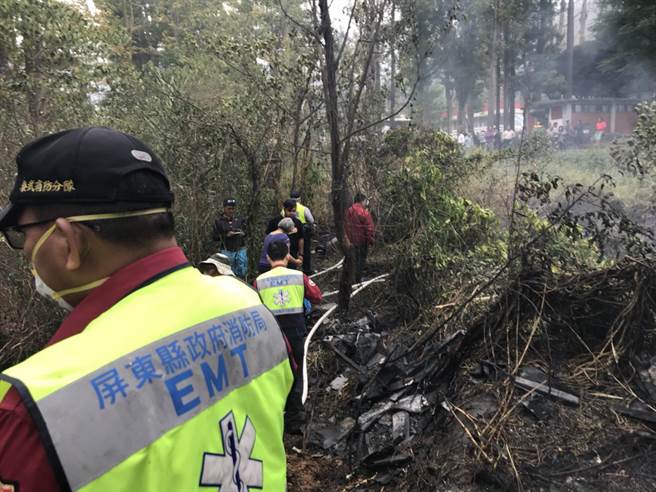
[309,258,344,279]
[301,273,390,404]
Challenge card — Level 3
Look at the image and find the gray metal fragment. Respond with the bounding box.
[358,400,394,430]
[329,375,348,391]
[513,376,579,406]
[392,411,410,442]
[395,394,429,413]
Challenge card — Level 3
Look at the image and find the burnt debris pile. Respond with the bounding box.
[304,258,656,488]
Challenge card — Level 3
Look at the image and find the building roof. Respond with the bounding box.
[530,97,640,110]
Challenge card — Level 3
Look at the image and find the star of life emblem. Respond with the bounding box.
[200,412,263,491]
[272,289,290,307]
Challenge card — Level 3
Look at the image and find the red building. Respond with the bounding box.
[527,97,639,134]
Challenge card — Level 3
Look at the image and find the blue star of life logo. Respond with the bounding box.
[272,289,290,307]
[200,412,263,491]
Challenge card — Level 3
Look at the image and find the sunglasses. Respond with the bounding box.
[1,218,100,250]
[1,208,169,250]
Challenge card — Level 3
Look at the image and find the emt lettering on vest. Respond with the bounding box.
[0,127,293,492]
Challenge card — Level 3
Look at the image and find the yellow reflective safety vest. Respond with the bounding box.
[0,266,293,492]
[280,202,307,225]
[255,267,304,316]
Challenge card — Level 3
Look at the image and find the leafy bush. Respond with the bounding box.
[611,100,656,179]
[376,130,505,317]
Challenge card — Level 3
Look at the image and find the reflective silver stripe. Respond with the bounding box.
[255,273,303,291]
[267,306,304,315]
[35,304,288,490]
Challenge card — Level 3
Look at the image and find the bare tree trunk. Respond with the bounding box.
[559,0,566,41]
[488,0,499,128]
[566,0,574,98]
[466,96,475,133]
[487,70,495,128]
[445,83,453,133]
[318,0,355,311]
[389,2,396,114]
[290,79,311,190]
[495,56,501,132]
[579,0,588,44]
[503,20,511,130]
[456,87,466,130]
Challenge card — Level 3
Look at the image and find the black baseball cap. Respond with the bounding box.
[283,198,296,209]
[223,198,237,206]
[290,191,301,199]
[0,127,173,229]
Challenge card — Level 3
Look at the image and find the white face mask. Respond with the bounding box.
[34,271,74,311]
[29,208,169,310]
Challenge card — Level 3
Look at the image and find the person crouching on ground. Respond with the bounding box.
[198,252,235,276]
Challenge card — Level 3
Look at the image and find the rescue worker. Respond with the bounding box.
[199,252,235,276]
[212,198,247,279]
[344,193,375,283]
[288,191,315,275]
[267,200,303,270]
[255,239,322,433]
[258,218,294,274]
[0,127,293,491]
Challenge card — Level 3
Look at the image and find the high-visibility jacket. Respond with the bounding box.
[280,202,308,225]
[0,267,293,492]
[255,267,304,316]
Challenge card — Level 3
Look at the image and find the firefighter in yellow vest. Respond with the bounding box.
[0,127,293,491]
[254,239,322,433]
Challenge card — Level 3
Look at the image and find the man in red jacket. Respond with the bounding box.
[344,192,375,283]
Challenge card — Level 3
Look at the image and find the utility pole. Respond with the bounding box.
[566,0,574,98]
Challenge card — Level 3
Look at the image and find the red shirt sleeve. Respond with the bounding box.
[303,274,322,305]
[0,388,59,491]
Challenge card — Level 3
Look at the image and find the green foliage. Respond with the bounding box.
[596,0,656,80]
[515,170,654,270]
[95,0,324,267]
[610,101,656,180]
[0,0,121,369]
[376,130,504,315]
[0,0,115,140]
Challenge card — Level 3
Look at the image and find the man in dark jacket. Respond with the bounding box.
[212,198,247,278]
[344,193,375,283]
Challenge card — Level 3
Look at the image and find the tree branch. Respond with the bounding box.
[277,0,322,44]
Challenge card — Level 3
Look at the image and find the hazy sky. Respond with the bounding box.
[80,0,351,29]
